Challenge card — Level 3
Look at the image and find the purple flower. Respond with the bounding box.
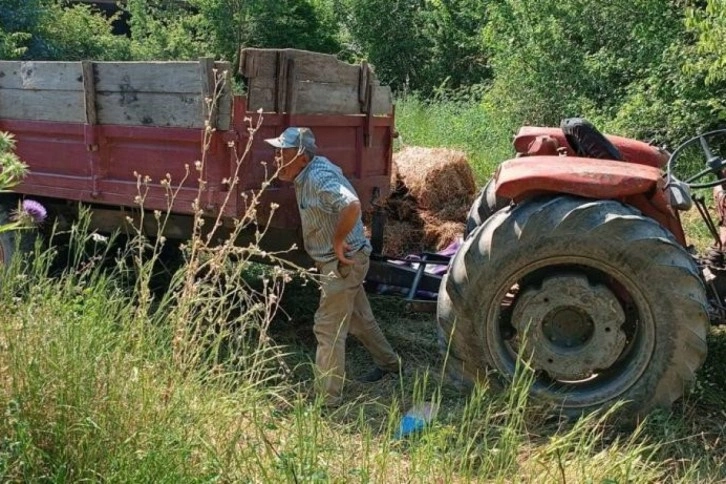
[21,199,47,224]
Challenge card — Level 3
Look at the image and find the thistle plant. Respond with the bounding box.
[0,131,27,191]
[0,130,46,233]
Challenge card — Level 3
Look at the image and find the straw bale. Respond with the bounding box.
[391,159,400,188]
[431,202,469,223]
[393,147,476,211]
[386,196,419,221]
[420,212,465,250]
[371,147,474,256]
[382,220,424,258]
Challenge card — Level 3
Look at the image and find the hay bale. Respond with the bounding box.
[393,147,476,211]
[373,147,474,256]
[386,196,419,221]
[391,159,400,189]
[421,212,465,250]
[383,220,424,258]
[431,202,469,223]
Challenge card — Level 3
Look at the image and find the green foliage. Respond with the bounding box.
[41,4,132,60]
[0,30,29,59]
[0,132,27,192]
[0,0,130,60]
[422,0,490,90]
[336,0,488,93]
[125,0,207,60]
[483,0,686,128]
[687,0,726,84]
[336,0,430,90]
[605,44,726,145]
[0,131,34,235]
[394,94,515,181]
[123,0,341,68]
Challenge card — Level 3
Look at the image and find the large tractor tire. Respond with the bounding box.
[464,179,509,238]
[438,196,709,421]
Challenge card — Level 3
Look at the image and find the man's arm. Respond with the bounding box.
[333,201,361,265]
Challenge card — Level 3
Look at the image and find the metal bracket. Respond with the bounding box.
[82,61,101,198]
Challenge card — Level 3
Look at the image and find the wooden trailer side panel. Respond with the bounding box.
[240,48,393,116]
[1,50,394,243]
[0,59,235,215]
[0,60,232,129]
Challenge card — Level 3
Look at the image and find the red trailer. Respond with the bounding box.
[0,48,443,294]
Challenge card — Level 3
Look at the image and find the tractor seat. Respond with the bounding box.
[561,118,624,161]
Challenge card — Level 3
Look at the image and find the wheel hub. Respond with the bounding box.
[511,274,626,380]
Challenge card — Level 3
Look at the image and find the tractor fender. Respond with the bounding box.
[514,127,669,168]
[494,156,663,202]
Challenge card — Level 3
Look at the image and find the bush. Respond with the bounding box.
[0,0,131,61]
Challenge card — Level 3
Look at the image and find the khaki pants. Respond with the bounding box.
[314,251,399,406]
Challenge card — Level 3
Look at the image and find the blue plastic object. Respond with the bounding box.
[394,415,426,439]
[393,402,438,439]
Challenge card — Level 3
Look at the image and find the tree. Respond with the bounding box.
[336,0,488,94]
[0,0,131,60]
[335,0,432,91]
[125,0,208,60]
[482,0,686,127]
[687,0,726,84]
[190,0,341,70]
[421,0,490,91]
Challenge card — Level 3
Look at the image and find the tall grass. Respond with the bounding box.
[394,94,516,183]
[1,90,725,481]
[0,243,687,481]
[1,215,721,482]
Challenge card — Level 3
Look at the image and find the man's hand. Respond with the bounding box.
[334,239,355,265]
[333,201,361,265]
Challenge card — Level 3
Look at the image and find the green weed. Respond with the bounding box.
[2,94,725,482]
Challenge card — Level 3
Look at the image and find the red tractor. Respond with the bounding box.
[438,118,726,421]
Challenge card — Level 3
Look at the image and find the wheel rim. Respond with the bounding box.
[512,274,627,381]
[484,256,655,409]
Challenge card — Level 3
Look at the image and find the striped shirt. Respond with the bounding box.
[294,156,371,263]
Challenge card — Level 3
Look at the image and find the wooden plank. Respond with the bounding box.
[0,61,84,91]
[364,83,373,147]
[359,62,369,107]
[285,58,297,114]
[274,51,288,113]
[241,48,392,115]
[284,82,392,115]
[247,82,392,115]
[94,62,201,94]
[81,61,98,125]
[294,82,359,114]
[199,57,216,128]
[371,85,393,115]
[214,61,233,131]
[241,48,361,85]
[246,85,275,113]
[96,91,203,127]
[0,89,85,122]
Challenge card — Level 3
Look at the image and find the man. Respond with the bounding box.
[265,127,401,407]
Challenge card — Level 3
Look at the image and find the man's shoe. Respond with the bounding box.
[357,366,397,383]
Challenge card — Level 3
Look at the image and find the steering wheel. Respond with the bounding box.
[667,129,726,189]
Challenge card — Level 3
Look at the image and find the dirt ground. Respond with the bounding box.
[269,276,464,421]
[270,273,726,453]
